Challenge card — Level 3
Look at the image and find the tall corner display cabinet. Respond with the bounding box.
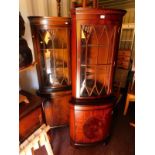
[70,4,126,146]
[28,16,72,127]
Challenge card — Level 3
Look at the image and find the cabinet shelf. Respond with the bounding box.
[40,48,67,51]
[81,63,112,67]
[81,44,107,48]
[19,62,37,73]
[122,23,135,29]
[120,39,133,42]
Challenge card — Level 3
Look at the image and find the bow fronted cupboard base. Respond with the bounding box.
[28,17,72,127]
[70,8,126,146]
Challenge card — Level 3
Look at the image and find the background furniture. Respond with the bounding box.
[123,71,135,128]
[28,16,72,127]
[19,90,45,143]
[123,92,135,116]
[70,0,126,146]
[114,23,135,89]
[19,124,53,155]
[19,13,46,143]
[123,72,135,115]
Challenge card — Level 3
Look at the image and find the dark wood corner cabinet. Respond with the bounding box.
[70,3,126,146]
[28,17,72,127]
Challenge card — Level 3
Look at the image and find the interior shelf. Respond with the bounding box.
[81,63,112,67]
[40,48,68,51]
[81,44,107,47]
[120,39,133,42]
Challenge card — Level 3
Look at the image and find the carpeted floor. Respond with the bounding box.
[48,94,135,155]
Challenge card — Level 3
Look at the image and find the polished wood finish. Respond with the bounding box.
[70,6,126,145]
[19,91,45,143]
[28,17,72,127]
[70,101,114,145]
[20,107,43,142]
[48,98,135,155]
[82,0,87,8]
[42,91,71,127]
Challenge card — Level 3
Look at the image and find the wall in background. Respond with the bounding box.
[122,8,135,64]
[19,0,70,94]
[98,0,135,9]
[123,8,135,24]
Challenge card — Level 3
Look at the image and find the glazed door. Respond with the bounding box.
[33,26,71,91]
[76,22,121,98]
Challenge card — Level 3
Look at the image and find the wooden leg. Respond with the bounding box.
[123,94,135,115]
[123,94,130,115]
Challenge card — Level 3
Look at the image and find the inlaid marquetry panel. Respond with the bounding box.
[70,104,113,144]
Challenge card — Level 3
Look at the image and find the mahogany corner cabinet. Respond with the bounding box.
[70,8,126,146]
[28,16,72,127]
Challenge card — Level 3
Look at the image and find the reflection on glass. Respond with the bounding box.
[38,28,70,88]
[80,25,117,97]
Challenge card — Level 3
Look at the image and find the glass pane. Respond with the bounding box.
[38,28,70,88]
[80,25,116,97]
